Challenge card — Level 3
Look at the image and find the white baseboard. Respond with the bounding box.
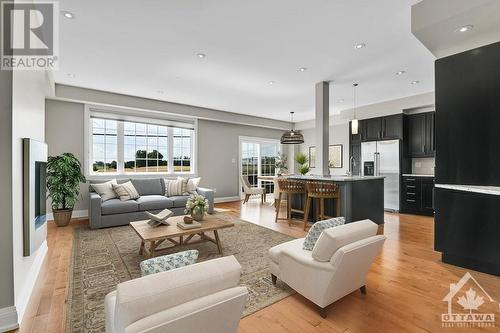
[15,240,48,324]
[0,306,19,332]
[214,196,241,203]
[46,209,88,221]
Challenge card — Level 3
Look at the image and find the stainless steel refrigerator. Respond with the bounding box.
[361,140,400,211]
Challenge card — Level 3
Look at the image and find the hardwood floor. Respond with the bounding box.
[17,198,500,333]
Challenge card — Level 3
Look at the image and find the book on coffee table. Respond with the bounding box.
[146,209,174,227]
[177,221,202,230]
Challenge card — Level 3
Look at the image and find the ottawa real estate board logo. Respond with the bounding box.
[1,1,59,70]
[442,272,498,328]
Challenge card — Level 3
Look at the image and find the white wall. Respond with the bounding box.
[299,123,350,176]
[11,70,49,323]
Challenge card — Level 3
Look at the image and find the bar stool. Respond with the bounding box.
[304,182,341,231]
[275,179,306,226]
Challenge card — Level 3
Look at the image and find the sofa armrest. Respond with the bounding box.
[89,192,102,229]
[196,187,214,214]
[114,255,242,332]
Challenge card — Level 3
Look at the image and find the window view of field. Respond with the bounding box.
[91,118,192,173]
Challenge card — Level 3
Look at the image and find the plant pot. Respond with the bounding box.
[53,209,73,227]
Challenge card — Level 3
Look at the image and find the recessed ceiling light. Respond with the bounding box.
[269,81,276,85]
[61,11,75,19]
[411,80,420,85]
[197,53,206,59]
[396,70,406,76]
[298,67,307,72]
[456,25,474,33]
[66,73,75,78]
[354,43,366,49]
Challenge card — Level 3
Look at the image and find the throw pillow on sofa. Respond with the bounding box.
[164,177,189,196]
[187,177,201,194]
[113,181,140,201]
[302,217,345,251]
[91,179,118,202]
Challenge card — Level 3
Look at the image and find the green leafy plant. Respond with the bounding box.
[295,153,310,175]
[46,153,86,210]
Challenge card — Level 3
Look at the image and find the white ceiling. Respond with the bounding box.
[56,0,435,122]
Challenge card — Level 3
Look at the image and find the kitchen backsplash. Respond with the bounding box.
[412,157,435,175]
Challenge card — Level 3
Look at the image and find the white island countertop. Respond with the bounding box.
[435,184,500,196]
[287,175,385,182]
[402,174,434,177]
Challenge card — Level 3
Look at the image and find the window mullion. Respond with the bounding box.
[168,127,174,174]
[117,121,124,174]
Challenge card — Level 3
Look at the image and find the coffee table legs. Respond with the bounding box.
[214,230,223,255]
[139,240,145,255]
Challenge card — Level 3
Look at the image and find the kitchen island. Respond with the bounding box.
[287,175,385,224]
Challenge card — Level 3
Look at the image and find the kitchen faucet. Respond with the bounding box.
[347,156,357,176]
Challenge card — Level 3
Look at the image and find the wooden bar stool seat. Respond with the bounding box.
[275,179,306,226]
[304,182,341,231]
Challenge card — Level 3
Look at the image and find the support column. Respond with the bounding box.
[315,81,330,177]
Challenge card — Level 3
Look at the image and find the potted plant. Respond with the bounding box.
[295,152,310,175]
[185,193,209,221]
[46,153,86,227]
[275,152,288,175]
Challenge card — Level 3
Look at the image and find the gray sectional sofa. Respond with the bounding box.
[89,178,214,229]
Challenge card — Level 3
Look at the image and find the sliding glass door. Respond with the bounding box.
[239,137,280,196]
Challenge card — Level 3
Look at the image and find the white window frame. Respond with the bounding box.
[84,104,198,179]
[238,136,281,196]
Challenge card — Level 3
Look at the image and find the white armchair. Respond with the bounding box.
[105,255,248,333]
[269,220,385,318]
[240,175,265,204]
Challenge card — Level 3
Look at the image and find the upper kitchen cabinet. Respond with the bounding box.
[405,112,435,157]
[360,114,403,141]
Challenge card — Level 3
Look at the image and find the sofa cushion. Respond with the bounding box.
[303,217,345,251]
[169,195,189,208]
[91,179,118,202]
[101,199,139,215]
[312,219,378,262]
[113,181,140,201]
[131,178,163,196]
[136,195,173,211]
[269,238,305,264]
[164,178,189,196]
[140,250,199,276]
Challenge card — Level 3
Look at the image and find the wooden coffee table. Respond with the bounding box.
[130,214,234,258]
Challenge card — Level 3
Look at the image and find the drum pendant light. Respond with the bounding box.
[281,112,304,144]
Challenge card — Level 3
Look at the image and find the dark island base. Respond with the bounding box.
[289,178,385,225]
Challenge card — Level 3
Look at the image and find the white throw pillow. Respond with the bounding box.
[164,177,189,197]
[187,177,201,194]
[312,219,378,262]
[112,181,140,201]
[91,179,117,202]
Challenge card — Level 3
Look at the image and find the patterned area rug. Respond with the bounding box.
[66,213,296,332]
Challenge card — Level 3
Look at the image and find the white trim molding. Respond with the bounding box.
[46,209,89,221]
[0,306,19,332]
[214,196,241,203]
[15,240,48,324]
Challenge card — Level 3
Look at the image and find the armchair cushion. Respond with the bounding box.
[269,238,305,264]
[312,219,378,262]
[140,250,199,276]
[114,255,242,332]
[303,217,345,251]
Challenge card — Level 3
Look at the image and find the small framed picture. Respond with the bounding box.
[329,144,343,168]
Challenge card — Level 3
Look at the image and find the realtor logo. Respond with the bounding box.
[1,1,59,70]
[442,272,498,328]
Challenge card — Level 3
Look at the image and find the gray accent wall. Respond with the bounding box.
[45,99,286,211]
[0,64,14,310]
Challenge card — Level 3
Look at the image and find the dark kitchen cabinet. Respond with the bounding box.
[382,114,403,140]
[406,112,435,157]
[363,118,383,141]
[361,114,403,142]
[401,176,434,216]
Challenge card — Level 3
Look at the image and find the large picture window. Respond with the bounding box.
[86,107,196,177]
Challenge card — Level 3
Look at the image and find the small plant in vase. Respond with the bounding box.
[185,194,209,221]
[295,152,310,175]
